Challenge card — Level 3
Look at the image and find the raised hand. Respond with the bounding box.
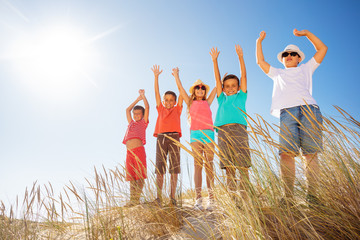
[151,64,163,77]
[171,67,179,77]
[210,47,220,61]
[258,31,266,42]
[293,29,309,37]
[139,89,145,97]
[294,29,327,64]
[256,31,270,74]
[235,44,243,58]
[153,65,162,106]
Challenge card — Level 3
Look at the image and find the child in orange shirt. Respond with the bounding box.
[123,89,149,206]
[152,64,183,207]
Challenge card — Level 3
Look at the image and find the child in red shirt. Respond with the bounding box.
[123,89,149,206]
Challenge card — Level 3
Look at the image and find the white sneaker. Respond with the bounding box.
[206,198,216,211]
[194,198,204,210]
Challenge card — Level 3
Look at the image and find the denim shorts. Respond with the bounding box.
[279,104,323,155]
[190,129,214,144]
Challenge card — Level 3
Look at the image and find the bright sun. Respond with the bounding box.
[9,24,98,100]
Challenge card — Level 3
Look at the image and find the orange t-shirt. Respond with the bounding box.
[153,104,182,137]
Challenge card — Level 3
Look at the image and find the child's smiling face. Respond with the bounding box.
[132,109,144,121]
[222,78,240,96]
[163,94,176,109]
[194,86,206,99]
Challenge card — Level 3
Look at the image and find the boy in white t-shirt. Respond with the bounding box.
[256,29,328,205]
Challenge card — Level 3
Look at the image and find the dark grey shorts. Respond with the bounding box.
[155,132,181,174]
[218,124,251,169]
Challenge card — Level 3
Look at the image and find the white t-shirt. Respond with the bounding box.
[267,57,320,118]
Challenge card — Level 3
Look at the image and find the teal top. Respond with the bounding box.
[214,91,247,130]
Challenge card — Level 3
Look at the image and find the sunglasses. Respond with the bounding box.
[195,85,206,90]
[282,52,300,58]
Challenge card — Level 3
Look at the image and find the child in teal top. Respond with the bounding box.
[214,90,247,127]
[210,45,251,203]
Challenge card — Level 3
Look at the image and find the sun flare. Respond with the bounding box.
[9,24,98,100]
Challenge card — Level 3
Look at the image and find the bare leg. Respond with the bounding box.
[238,167,250,201]
[191,142,204,200]
[203,142,215,200]
[238,168,249,191]
[280,152,296,198]
[170,173,178,199]
[134,179,144,203]
[226,166,237,193]
[130,181,136,203]
[156,173,164,200]
[305,153,319,197]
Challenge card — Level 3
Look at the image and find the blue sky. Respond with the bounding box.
[0,0,359,203]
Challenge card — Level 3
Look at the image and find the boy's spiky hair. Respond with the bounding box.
[222,74,240,87]
[133,105,145,115]
[164,91,177,101]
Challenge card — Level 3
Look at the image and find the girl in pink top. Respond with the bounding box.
[123,89,149,207]
[172,67,217,211]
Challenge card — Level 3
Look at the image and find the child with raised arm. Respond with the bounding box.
[210,45,251,203]
[152,64,183,207]
[122,89,149,207]
[256,29,328,205]
[172,67,217,211]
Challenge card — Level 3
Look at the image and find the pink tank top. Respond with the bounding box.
[123,119,149,145]
[189,100,213,131]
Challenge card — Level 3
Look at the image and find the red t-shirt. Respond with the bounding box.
[153,104,182,137]
[123,119,149,145]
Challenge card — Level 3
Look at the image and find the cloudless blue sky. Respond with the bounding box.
[0,0,359,204]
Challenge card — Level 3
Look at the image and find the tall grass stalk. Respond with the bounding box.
[0,106,359,239]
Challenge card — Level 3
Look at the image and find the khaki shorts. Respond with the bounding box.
[155,132,181,174]
[218,124,251,169]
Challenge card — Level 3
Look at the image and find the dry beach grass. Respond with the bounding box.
[1,106,360,239]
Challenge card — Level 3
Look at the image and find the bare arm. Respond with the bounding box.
[172,67,190,106]
[177,94,183,108]
[152,64,163,107]
[210,47,222,97]
[235,44,247,93]
[207,87,217,105]
[139,89,150,123]
[256,31,270,74]
[293,29,328,64]
[126,95,142,124]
